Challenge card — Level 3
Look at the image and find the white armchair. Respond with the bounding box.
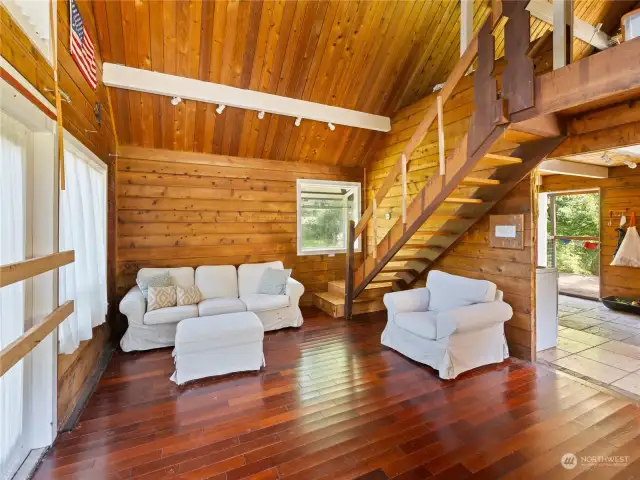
[382,270,513,379]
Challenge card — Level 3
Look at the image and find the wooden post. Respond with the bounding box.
[437,95,445,176]
[49,0,65,190]
[553,0,573,69]
[344,220,355,320]
[401,154,407,228]
[372,197,377,259]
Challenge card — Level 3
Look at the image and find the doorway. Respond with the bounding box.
[545,190,601,300]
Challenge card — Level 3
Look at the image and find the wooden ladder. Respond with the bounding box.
[344,0,565,318]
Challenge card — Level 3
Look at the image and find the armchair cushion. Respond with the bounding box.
[394,311,438,340]
[195,265,238,299]
[241,294,289,312]
[427,270,497,312]
[436,301,513,339]
[383,288,430,316]
[198,297,246,316]
[143,305,198,325]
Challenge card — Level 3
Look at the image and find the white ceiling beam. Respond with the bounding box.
[103,63,391,133]
[526,0,610,51]
[539,159,609,178]
[460,0,474,57]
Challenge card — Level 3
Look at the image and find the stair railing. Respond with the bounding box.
[344,1,505,319]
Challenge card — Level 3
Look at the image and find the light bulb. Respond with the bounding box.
[257,111,265,119]
[328,122,335,131]
[295,117,302,127]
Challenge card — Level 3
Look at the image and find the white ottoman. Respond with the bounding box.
[170,312,265,385]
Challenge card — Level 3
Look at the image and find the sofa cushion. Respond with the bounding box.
[138,267,195,290]
[137,271,172,299]
[198,297,246,316]
[238,261,284,297]
[258,268,291,295]
[143,305,198,325]
[174,312,264,354]
[426,270,497,312]
[241,294,289,312]
[195,265,239,299]
[147,286,177,311]
[394,311,438,340]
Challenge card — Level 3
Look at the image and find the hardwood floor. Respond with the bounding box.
[35,308,640,479]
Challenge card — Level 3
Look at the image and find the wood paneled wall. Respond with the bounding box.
[1,0,116,427]
[116,146,363,307]
[542,167,640,300]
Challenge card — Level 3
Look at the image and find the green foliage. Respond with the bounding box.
[548,193,600,276]
[301,199,345,250]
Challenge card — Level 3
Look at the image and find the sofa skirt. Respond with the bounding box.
[170,342,265,385]
[381,320,509,380]
[120,322,178,352]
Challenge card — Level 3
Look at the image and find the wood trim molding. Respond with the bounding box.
[0,251,74,288]
[0,301,74,377]
[0,66,56,121]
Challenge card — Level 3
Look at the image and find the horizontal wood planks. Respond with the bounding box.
[33,308,640,479]
[116,147,364,305]
[1,0,117,427]
[542,167,640,301]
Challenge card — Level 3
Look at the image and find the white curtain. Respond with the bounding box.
[58,147,107,354]
[0,113,28,480]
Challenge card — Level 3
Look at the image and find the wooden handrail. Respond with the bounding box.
[0,251,75,377]
[0,301,74,376]
[0,251,74,288]
[354,9,504,240]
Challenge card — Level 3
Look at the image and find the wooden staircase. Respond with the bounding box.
[341,0,566,319]
[313,281,391,318]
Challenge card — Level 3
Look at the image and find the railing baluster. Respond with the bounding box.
[437,95,445,176]
[372,197,377,259]
[344,220,355,320]
[401,154,407,228]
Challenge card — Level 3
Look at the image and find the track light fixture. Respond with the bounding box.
[624,159,638,169]
[216,104,226,114]
[170,96,182,106]
[295,117,302,127]
[257,111,265,119]
[327,122,335,131]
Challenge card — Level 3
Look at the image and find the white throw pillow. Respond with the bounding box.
[177,285,202,306]
[258,268,291,295]
[137,271,172,299]
[147,286,177,311]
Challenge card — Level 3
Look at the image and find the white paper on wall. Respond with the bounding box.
[495,225,517,238]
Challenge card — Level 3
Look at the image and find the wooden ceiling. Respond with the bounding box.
[92,0,619,166]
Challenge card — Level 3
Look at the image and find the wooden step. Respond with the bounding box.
[312,291,385,318]
[475,153,522,169]
[461,176,500,187]
[327,280,392,299]
[444,197,483,204]
[382,266,416,273]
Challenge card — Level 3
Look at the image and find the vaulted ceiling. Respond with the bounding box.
[92,0,621,167]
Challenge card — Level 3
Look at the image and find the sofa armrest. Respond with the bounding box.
[436,301,513,339]
[383,288,430,318]
[119,286,146,326]
[286,277,305,304]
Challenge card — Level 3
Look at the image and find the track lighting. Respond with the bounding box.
[295,117,302,127]
[327,122,335,131]
[216,104,226,114]
[624,159,638,169]
[170,96,182,106]
[257,111,265,119]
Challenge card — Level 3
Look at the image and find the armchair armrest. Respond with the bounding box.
[436,301,513,339]
[383,288,430,318]
[286,277,305,304]
[119,286,146,326]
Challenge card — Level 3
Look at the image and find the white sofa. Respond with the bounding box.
[382,270,513,380]
[119,261,304,352]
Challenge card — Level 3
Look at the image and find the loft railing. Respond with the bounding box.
[344,1,505,319]
[0,251,75,376]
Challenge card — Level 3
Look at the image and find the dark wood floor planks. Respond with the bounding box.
[34,308,640,479]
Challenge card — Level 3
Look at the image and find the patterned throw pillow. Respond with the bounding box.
[177,285,202,306]
[137,271,173,299]
[147,286,177,311]
[258,268,292,295]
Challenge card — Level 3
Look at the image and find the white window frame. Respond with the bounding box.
[296,179,361,256]
[0,0,54,65]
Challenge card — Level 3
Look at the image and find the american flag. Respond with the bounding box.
[70,0,97,90]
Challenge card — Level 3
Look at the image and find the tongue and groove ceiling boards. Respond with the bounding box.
[92,0,617,167]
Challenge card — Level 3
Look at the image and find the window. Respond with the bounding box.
[1,0,53,63]
[58,139,108,354]
[297,179,361,256]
